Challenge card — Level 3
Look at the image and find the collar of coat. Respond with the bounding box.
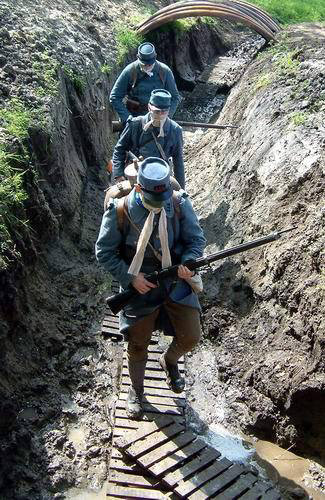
[141,112,172,136]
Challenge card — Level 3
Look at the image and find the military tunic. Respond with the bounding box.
[109,61,181,123]
[113,113,185,189]
[95,189,206,335]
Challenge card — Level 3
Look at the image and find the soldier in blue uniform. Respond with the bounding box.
[113,89,185,189]
[110,42,181,124]
[96,157,206,419]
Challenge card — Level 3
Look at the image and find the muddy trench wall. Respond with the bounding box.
[0,14,228,497]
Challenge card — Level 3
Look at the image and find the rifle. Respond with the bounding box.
[112,120,238,133]
[106,227,296,315]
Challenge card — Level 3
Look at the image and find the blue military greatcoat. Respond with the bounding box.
[109,61,181,122]
[95,189,206,335]
[113,113,185,188]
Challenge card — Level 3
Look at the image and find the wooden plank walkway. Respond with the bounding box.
[104,281,281,499]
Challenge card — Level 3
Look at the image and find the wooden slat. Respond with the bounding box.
[115,408,184,423]
[122,359,185,372]
[239,481,270,499]
[102,324,120,333]
[174,457,232,497]
[186,463,244,499]
[123,351,184,363]
[103,315,119,323]
[126,423,185,458]
[163,447,221,487]
[121,384,186,399]
[119,392,185,408]
[114,417,139,429]
[116,401,183,416]
[147,344,163,353]
[122,376,178,391]
[115,416,176,450]
[261,488,282,499]
[149,438,207,477]
[122,368,167,380]
[109,458,143,474]
[109,471,159,488]
[102,321,120,331]
[213,472,258,499]
[106,484,166,498]
[137,430,196,468]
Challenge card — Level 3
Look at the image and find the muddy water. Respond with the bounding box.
[185,344,325,498]
[253,440,325,499]
[203,423,325,498]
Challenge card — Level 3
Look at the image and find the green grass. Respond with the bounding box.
[247,0,325,24]
[115,25,144,65]
[0,146,28,270]
[290,111,307,126]
[0,99,31,270]
[255,73,273,90]
[32,51,59,96]
[100,64,112,75]
[63,66,86,93]
[0,99,31,138]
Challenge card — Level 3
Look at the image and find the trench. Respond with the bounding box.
[1,19,324,500]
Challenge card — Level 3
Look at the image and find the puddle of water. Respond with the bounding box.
[196,415,325,498]
[65,483,107,500]
[67,426,87,451]
[18,407,38,420]
[203,421,255,464]
[253,439,325,500]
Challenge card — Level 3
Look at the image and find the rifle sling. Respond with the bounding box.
[150,130,168,162]
[117,196,162,263]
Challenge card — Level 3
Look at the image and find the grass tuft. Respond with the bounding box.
[115,25,144,65]
[246,0,325,24]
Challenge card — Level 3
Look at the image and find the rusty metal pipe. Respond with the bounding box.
[136,1,279,40]
[137,1,276,32]
[138,8,275,41]
[138,6,274,38]
[137,1,280,33]
[137,6,275,40]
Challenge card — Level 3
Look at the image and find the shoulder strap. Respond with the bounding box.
[116,196,127,232]
[117,195,162,262]
[130,62,138,89]
[172,192,181,218]
[150,130,168,162]
[157,62,167,86]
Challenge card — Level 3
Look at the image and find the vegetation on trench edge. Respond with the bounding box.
[224,0,325,24]
[0,99,32,271]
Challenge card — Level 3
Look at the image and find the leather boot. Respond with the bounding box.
[126,359,146,419]
[159,354,185,393]
[126,386,144,420]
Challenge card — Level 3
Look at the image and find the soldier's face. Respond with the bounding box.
[139,61,155,72]
[148,104,169,118]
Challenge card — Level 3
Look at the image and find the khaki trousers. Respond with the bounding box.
[127,300,201,366]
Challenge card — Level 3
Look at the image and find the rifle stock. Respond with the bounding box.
[106,227,296,315]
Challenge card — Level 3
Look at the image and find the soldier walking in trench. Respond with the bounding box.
[109,42,181,126]
[112,88,185,189]
[96,157,206,419]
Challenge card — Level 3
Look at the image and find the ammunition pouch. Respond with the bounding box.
[125,97,148,115]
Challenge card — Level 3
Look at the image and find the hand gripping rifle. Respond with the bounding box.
[106,227,296,315]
